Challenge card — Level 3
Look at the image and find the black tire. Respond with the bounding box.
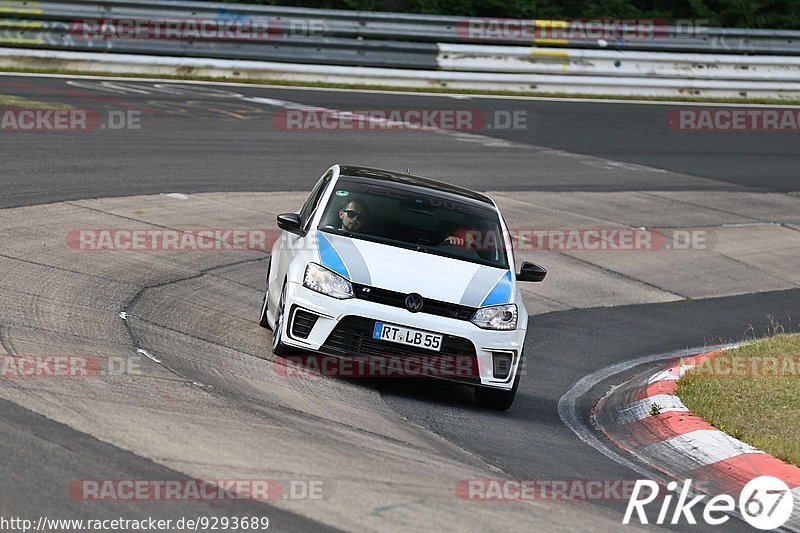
[259,294,271,329]
[271,283,289,356]
[474,350,523,411]
[259,261,271,329]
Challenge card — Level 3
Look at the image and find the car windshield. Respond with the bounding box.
[318,177,509,269]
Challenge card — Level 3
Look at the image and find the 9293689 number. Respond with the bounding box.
[196,516,270,530]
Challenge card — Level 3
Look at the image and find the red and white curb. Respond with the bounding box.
[595,350,800,529]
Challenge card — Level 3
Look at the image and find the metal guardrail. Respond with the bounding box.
[0,18,440,69]
[2,0,800,97]
[4,46,800,98]
[438,44,800,81]
[91,2,800,56]
[2,0,800,58]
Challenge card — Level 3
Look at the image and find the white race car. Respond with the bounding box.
[259,164,546,409]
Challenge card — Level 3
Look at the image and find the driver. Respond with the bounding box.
[337,198,369,232]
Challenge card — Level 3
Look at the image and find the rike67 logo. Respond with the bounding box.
[624,477,795,529]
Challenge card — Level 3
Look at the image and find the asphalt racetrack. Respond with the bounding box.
[1,73,799,532]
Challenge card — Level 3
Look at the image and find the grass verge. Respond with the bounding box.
[677,333,800,466]
[3,66,800,105]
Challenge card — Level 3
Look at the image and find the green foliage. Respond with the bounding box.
[218,0,800,29]
[677,334,800,467]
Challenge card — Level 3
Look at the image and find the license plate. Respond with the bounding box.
[372,322,443,352]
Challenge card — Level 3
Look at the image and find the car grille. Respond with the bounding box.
[290,307,318,339]
[352,283,476,321]
[319,316,480,382]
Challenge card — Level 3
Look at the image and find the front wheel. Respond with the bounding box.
[474,351,523,411]
[259,261,272,329]
[271,283,290,356]
[259,294,271,329]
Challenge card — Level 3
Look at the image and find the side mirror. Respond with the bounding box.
[517,262,547,282]
[277,213,306,237]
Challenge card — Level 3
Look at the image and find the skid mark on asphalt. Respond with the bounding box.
[117,257,268,392]
[369,498,427,517]
[0,324,14,355]
[555,251,686,300]
[0,94,73,109]
[638,191,784,225]
[63,79,676,172]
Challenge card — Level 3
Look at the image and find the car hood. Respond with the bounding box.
[315,231,513,307]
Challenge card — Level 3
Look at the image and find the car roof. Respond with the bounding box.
[338,165,495,207]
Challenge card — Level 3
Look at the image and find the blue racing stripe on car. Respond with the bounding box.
[325,234,372,285]
[460,267,504,307]
[317,233,350,279]
[480,271,512,306]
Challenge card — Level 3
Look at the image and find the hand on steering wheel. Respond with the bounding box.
[442,235,466,247]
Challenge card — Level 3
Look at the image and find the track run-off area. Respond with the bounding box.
[1,73,799,532]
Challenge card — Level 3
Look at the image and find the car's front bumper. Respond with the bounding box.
[276,282,525,390]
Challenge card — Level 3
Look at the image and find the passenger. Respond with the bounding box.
[441,227,474,247]
[439,227,483,259]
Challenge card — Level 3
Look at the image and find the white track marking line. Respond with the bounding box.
[557,343,740,480]
[5,71,800,107]
[164,193,189,200]
[644,429,764,467]
[616,394,690,426]
[136,348,162,364]
[44,74,712,168]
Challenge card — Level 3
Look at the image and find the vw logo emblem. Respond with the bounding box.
[405,293,424,313]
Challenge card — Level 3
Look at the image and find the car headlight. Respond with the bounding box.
[470,304,518,330]
[303,263,353,299]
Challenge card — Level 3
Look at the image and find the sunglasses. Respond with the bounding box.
[343,209,367,221]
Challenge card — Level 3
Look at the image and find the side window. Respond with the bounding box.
[299,171,332,228]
